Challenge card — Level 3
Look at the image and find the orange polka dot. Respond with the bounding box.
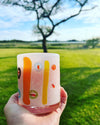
[52,84,55,88]
[51,64,56,70]
[37,65,40,70]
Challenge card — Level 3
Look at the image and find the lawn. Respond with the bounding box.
[0,48,100,125]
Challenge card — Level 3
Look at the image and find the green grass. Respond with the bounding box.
[0,48,100,125]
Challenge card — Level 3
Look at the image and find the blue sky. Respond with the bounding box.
[0,0,100,41]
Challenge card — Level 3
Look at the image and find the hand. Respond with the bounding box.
[4,87,68,125]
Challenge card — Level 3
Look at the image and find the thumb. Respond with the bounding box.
[57,87,68,115]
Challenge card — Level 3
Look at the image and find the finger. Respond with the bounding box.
[56,87,68,115]
[60,87,68,111]
[60,87,67,104]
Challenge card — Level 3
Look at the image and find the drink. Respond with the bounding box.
[17,53,60,114]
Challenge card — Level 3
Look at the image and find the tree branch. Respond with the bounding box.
[32,0,44,37]
[0,0,34,11]
[45,26,55,37]
[34,6,45,38]
[81,0,88,7]
[12,2,34,10]
[75,0,88,7]
[82,5,98,11]
[54,8,82,27]
[48,0,61,16]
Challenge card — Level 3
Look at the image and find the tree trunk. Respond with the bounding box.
[42,37,47,53]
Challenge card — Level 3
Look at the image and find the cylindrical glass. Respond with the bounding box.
[17,53,60,114]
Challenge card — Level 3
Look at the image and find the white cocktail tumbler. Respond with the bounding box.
[17,53,60,114]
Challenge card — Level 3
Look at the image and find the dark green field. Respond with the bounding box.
[0,48,100,125]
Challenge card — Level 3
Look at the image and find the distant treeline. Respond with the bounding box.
[0,39,61,43]
[0,39,82,43]
[0,38,100,49]
[0,40,33,43]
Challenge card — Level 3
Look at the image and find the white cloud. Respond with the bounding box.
[0,5,35,21]
[0,5,35,29]
[0,20,12,28]
[49,25,100,41]
[1,24,99,41]
[0,30,37,41]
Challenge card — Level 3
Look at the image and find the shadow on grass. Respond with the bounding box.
[0,56,15,59]
[60,67,100,125]
[0,46,42,49]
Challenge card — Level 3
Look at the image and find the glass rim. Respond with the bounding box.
[17,53,59,57]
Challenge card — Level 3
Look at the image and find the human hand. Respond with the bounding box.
[4,87,68,125]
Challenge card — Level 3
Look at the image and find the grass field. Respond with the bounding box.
[0,48,100,125]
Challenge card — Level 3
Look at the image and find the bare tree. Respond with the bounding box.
[0,0,92,52]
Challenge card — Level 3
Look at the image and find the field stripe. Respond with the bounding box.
[23,57,32,105]
[42,61,49,105]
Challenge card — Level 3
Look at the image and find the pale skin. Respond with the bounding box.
[4,87,68,125]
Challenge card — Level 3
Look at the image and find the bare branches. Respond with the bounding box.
[75,0,88,7]
[48,0,61,16]
[0,0,35,10]
[33,1,45,38]
[0,0,12,4]
[82,5,98,11]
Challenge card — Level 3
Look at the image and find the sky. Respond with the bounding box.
[0,0,100,41]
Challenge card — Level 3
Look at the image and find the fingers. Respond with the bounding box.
[5,87,67,117]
